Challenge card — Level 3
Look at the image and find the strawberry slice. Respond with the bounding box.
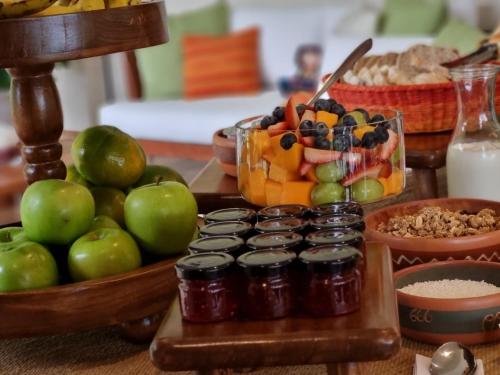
[285,97,301,130]
[267,121,288,137]
[341,161,392,186]
[299,161,314,176]
[304,147,343,164]
[379,129,399,160]
[301,136,315,147]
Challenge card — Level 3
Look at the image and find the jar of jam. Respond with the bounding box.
[188,236,244,258]
[310,213,365,232]
[311,202,363,217]
[205,208,256,224]
[246,232,303,253]
[258,204,309,220]
[176,252,237,323]
[299,246,361,317]
[237,249,296,319]
[255,217,308,236]
[200,221,253,239]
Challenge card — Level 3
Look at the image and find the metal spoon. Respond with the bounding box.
[306,38,372,106]
[429,342,477,375]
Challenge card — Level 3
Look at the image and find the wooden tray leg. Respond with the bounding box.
[327,362,361,375]
[412,168,438,199]
[7,64,66,184]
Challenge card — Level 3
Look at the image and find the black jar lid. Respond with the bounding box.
[246,232,303,251]
[176,252,234,280]
[188,236,244,256]
[305,229,364,247]
[237,249,296,276]
[311,202,363,217]
[205,208,256,223]
[200,221,252,237]
[258,204,309,220]
[299,246,360,273]
[255,217,307,234]
[310,214,365,232]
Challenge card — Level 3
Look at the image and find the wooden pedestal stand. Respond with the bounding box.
[0,2,168,184]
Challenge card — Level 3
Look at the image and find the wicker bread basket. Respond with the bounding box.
[326,62,500,134]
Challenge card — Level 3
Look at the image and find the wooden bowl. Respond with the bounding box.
[212,129,236,177]
[394,260,500,345]
[0,255,178,339]
[365,198,500,270]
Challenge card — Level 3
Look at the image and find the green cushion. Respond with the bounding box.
[380,0,447,35]
[434,18,486,55]
[136,1,229,100]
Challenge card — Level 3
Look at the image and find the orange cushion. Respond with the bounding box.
[183,27,262,99]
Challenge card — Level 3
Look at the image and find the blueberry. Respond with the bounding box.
[314,99,331,112]
[315,122,329,137]
[333,135,351,152]
[375,125,389,143]
[272,106,285,121]
[330,103,346,118]
[350,134,362,147]
[327,98,337,109]
[315,136,332,150]
[370,114,385,123]
[333,126,352,136]
[341,115,357,127]
[361,132,379,149]
[299,120,315,137]
[280,133,298,150]
[354,108,370,121]
[296,104,307,118]
[260,115,278,129]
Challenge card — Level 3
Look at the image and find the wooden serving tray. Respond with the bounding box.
[150,243,401,374]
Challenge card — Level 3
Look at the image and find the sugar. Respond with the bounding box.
[398,279,500,298]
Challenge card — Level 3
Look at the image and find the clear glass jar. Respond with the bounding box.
[188,236,244,258]
[310,201,363,217]
[258,204,309,220]
[205,208,257,224]
[200,221,253,239]
[299,246,361,317]
[176,253,237,323]
[237,249,296,320]
[310,213,365,232]
[447,64,500,200]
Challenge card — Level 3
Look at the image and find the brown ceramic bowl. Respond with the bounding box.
[212,128,236,177]
[365,198,500,270]
[394,260,500,345]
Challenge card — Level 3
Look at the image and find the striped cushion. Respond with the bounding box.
[183,28,262,99]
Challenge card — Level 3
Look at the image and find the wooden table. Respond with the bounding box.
[151,243,400,375]
[192,132,453,200]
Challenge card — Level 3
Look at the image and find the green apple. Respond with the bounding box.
[132,165,187,189]
[89,215,121,231]
[90,187,126,227]
[124,181,198,256]
[66,164,93,188]
[21,179,95,245]
[0,241,58,292]
[68,228,142,282]
[0,227,27,251]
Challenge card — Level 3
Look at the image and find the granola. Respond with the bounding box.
[377,206,500,238]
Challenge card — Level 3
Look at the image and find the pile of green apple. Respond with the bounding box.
[0,126,198,293]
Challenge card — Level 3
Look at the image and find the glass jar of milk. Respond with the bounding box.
[447,64,500,201]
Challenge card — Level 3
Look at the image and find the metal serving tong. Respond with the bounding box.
[442,43,498,68]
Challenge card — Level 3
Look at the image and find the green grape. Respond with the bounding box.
[315,162,346,183]
[311,183,345,206]
[351,178,384,203]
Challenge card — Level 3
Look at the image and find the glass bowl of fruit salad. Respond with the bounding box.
[235,97,405,207]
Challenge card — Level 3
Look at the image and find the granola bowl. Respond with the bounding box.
[365,198,500,270]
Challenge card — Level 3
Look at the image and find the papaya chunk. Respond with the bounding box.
[316,111,338,128]
[273,143,304,173]
[269,163,300,183]
[245,167,267,206]
[281,181,316,207]
[265,180,283,206]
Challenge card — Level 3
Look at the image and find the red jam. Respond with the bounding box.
[246,232,303,253]
[188,236,244,258]
[200,221,253,239]
[237,250,296,320]
[255,217,308,235]
[258,204,309,220]
[299,246,361,317]
[310,214,365,232]
[205,208,256,224]
[311,202,363,217]
[176,253,237,323]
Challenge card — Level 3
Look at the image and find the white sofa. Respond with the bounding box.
[98,3,434,146]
